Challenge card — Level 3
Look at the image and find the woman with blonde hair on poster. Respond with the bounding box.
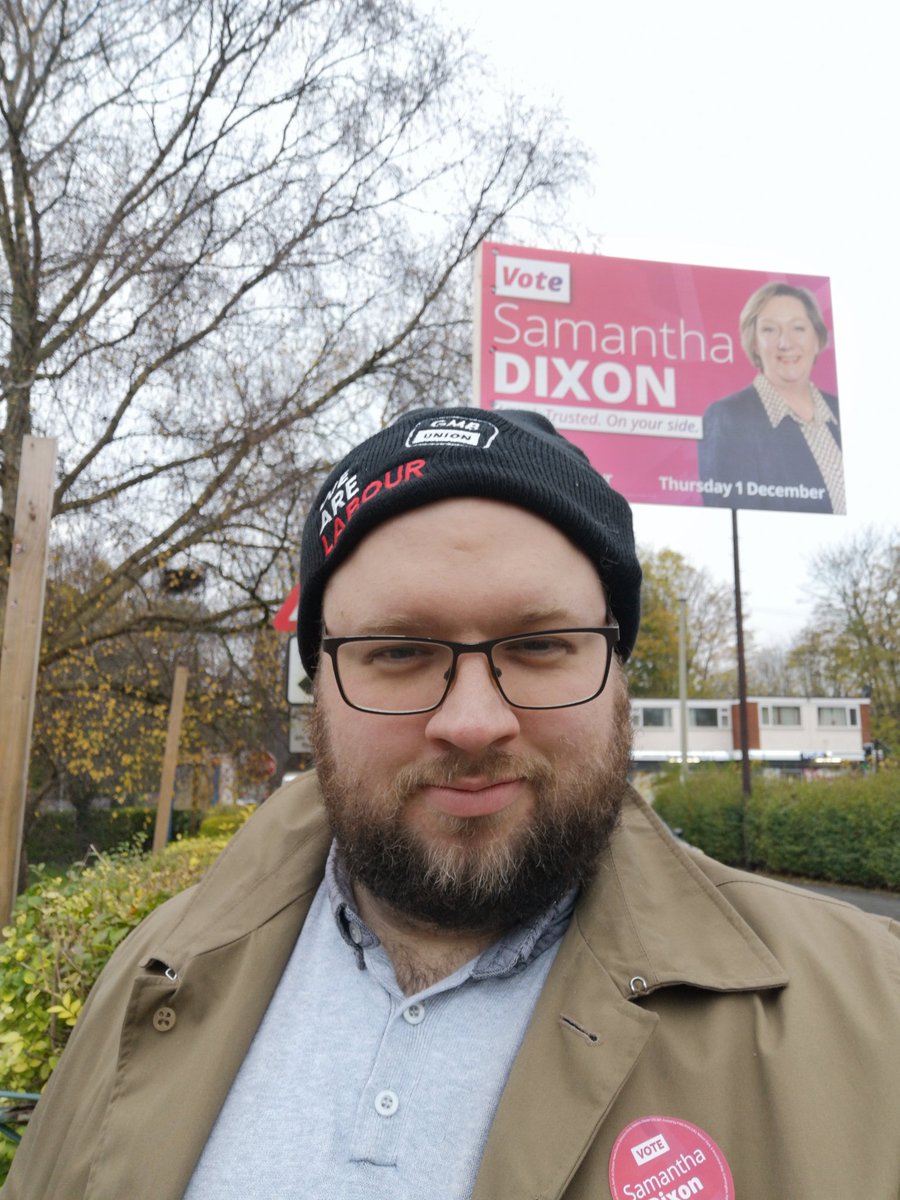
[698,282,844,513]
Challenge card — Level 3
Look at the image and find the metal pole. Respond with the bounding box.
[678,596,689,778]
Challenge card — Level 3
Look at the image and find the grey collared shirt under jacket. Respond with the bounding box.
[183,844,575,1200]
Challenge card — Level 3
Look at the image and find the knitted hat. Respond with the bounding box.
[298,407,641,674]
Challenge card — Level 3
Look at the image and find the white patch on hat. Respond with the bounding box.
[405,416,499,449]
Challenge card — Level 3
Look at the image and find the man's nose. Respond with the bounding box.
[424,652,520,752]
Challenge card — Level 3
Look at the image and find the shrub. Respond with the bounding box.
[0,837,228,1103]
[24,807,195,869]
[198,805,256,839]
[653,767,900,888]
[0,1138,14,1184]
[653,766,749,864]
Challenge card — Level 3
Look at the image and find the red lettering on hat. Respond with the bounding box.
[609,1116,733,1200]
[318,460,428,558]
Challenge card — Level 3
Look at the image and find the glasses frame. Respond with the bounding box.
[319,626,620,715]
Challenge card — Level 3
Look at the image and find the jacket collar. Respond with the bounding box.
[576,788,788,999]
[149,774,787,997]
[147,773,332,973]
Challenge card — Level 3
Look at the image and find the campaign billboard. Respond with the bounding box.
[473,243,844,514]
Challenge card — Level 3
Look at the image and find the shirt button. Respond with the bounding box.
[349,924,363,945]
[374,1089,399,1117]
[402,1002,426,1025]
[152,1006,177,1032]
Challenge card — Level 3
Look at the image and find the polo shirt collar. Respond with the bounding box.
[326,841,578,979]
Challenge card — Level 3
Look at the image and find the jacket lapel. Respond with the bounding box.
[473,790,787,1200]
[471,933,658,1200]
[87,778,333,1199]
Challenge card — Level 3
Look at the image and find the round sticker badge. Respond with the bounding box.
[608,1116,734,1200]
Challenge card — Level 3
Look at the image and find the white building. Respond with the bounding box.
[631,696,870,771]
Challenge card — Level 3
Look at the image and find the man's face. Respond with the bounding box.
[312,496,633,932]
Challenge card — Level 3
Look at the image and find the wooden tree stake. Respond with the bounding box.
[152,665,189,853]
[0,438,57,925]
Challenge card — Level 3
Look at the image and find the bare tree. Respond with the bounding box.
[783,528,899,744]
[745,640,799,696]
[1,0,582,671]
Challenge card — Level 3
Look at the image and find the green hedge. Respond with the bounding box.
[653,766,900,888]
[0,836,230,1182]
[25,807,197,869]
[198,805,256,839]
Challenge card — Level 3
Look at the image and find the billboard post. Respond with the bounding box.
[731,510,753,819]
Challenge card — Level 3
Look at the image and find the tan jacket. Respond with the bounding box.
[5,775,900,1199]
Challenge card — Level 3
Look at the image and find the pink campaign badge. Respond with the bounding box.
[608,1116,734,1200]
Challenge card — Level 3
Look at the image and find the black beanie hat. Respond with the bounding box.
[298,407,641,674]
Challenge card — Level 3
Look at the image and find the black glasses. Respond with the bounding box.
[320,627,620,715]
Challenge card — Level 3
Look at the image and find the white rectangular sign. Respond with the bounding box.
[285,639,313,706]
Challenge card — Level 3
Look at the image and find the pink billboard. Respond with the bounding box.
[474,243,844,514]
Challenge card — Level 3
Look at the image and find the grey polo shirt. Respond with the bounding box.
[184,844,576,1199]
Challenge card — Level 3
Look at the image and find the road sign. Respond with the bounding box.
[285,638,312,705]
[274,582,299,632]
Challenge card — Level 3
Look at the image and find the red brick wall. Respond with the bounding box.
[731,701,760,750]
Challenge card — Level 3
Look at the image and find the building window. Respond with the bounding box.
[765,705,801,727]
[636,707,673,728]
[689,707,722,728]
[818,705,858,728]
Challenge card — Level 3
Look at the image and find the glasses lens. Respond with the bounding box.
[335,639,454,713]
[492,631,612,708]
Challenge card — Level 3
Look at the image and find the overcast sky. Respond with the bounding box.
[426,0,897,646]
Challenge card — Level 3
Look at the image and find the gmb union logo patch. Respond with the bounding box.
[405,415,499,450]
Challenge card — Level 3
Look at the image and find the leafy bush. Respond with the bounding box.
[653,766,750,864]
[654,767,900,888]
[0,1140,12,1182]
[0,837,228,1103]
[24,807,195,869]
[198,805,256,839]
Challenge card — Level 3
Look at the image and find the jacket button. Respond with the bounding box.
[153,1006,177,1032]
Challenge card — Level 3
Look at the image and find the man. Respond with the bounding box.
[5,407,900,1199]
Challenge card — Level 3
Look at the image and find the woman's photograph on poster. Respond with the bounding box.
[697,283,845,513]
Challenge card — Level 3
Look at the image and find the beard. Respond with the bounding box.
[310,674,634,935]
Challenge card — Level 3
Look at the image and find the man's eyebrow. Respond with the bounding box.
[325,616,433,636]
[515,606,597,626]
[369,619,435,635]
[327,607,604,637]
